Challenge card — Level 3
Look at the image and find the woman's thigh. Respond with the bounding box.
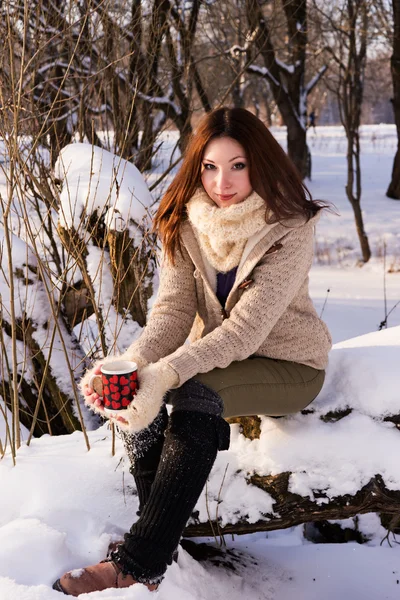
[193,357,325,418]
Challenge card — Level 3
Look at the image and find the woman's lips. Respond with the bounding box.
[217,194,236,201]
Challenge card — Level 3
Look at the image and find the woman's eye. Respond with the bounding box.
[233,162,246,170]
[203,163,216,170]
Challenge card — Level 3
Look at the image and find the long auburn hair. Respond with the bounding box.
[154,107,326,262]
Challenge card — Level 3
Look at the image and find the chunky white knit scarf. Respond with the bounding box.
[186,187,268,272]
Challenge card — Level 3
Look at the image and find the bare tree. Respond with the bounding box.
[314,0,372,263]
[244,0,328,178]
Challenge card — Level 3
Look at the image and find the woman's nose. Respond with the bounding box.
[216,170,231,190]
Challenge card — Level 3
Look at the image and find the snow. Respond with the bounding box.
[247,64,281,88]
[55,143,153,233]
[275,57,295,74]
[84,244,143,353]
[1,125,400,598]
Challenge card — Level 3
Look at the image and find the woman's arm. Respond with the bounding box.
[81,245,196,426]
[161,220,315,384]
[123,243,198,365]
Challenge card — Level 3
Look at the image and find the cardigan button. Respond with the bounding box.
[238,279,253,290]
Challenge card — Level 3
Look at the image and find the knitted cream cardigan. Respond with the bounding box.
[123,208,332,386]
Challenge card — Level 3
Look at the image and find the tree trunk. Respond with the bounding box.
[345,133,371,263]
[246,0,319,180]
[387,0,400,198]
[107,229,154,328]
[349,198,371,263]
[387,145,400,199]
[335,1,370,263]
[287,122,310,179]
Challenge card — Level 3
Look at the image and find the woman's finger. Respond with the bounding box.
[115,414,129,425]
[108,413,128,426]
[89,375,103,397]
[85,392,104,409]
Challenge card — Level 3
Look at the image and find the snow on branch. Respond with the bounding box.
[305,65,328,96]
[275,57,295,75]
[136,92,181,116]
[228,44,247,58]
[55,144,153,235]
[247,64,281,88]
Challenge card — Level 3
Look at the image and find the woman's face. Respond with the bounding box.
[201,137,253,208]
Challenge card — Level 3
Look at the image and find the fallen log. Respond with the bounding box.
[184,473,400,537]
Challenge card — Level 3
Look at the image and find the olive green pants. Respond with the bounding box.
[193,357,325,418]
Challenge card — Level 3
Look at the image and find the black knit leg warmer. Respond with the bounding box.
[120,405,168,515]
[112,408,230,584]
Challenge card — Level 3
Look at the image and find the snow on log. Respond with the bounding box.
[0,228,86,435]
[184,327,400,536]
[55,144,155,346]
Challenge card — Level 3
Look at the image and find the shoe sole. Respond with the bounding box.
[52,578,67,594]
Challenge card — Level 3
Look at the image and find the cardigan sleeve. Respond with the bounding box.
[162,220,315,385]
[125,244,197,365]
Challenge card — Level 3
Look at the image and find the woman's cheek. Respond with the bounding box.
[201,171,213,192]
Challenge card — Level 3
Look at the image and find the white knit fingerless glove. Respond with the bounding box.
[80,353,148,418]
[113,361,179,433]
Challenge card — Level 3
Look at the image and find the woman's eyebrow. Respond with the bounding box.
[202,155,246,163]
[229,155,246,162]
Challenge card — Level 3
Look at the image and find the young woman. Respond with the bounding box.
[53,107,332,596]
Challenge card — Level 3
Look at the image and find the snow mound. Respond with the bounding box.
[0,519,71,585]
[315,325,400,418]
[230,326,400,502]
[55,143,153,232]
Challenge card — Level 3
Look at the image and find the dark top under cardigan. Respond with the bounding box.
[216,267,237,307]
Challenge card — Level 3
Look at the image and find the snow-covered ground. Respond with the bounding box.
[1,125,400,599]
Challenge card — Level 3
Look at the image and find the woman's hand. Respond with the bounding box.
[110,362,178,433]
[80,353,150,422]
[82,366,132,426]
[82,364,106,416]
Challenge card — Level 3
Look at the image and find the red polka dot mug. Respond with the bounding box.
[100,360,138,413]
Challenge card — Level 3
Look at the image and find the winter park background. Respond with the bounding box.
[0,124,399,600]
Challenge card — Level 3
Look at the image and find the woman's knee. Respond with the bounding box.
[168,378,224,416]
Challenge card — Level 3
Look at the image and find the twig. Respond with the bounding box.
[215,463,229,547]
[319,288,330,319]
[111,422,116,457]
[205,481,219,546]
[379,299,400,331]
[380,514,400,547]
[149,155,183,195]
[383,239,387,328]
